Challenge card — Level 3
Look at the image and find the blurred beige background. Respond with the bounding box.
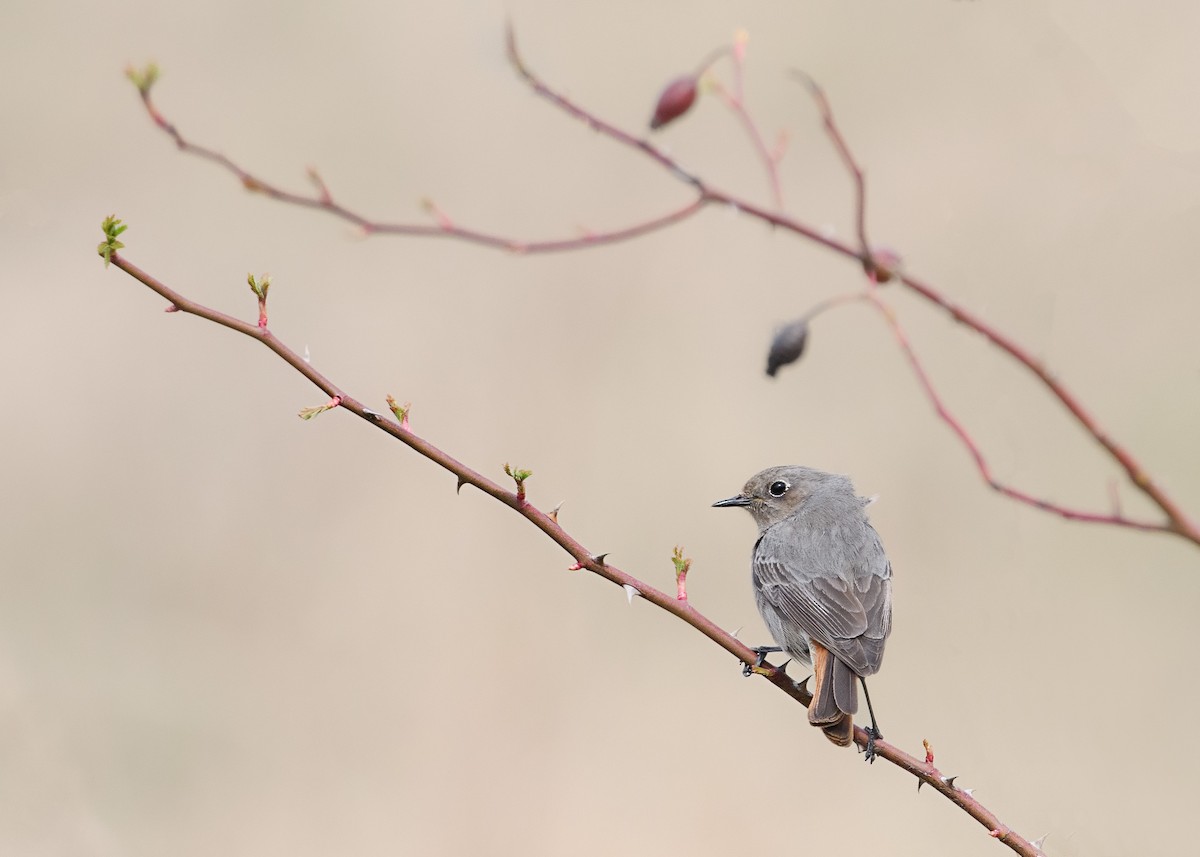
[3,1,1199,855]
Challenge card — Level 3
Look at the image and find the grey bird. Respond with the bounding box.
[714,465,892,750]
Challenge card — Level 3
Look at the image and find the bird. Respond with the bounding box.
[714,465,892,753]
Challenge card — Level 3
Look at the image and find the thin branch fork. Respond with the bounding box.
[134,78,705,254]
[103,250,1044,857]
[127,30,1198,548]
[858,292,1172,534]
[790,287,1175,536]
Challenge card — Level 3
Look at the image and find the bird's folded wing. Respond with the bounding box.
[753,557,890,675]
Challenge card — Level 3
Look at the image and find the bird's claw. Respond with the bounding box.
[862,726,883,764]
[742,645,783,677]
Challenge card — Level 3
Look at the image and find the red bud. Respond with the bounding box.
[649,76,698,130]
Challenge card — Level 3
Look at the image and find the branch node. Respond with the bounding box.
[247,272,271,328]
[503,463,532,502]
[671,546,692,601]
[297,394,343,421]
[386,395,411,430]
[306,165,332,204]
[420,197,455,230]
[863,246,902,284]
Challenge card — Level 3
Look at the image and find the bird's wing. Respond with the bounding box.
[753,538,891,676]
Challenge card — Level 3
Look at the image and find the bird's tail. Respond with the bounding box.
[808,641,857,747]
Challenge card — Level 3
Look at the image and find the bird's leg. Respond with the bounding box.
[742,645,783,677]
[860,677,883,763]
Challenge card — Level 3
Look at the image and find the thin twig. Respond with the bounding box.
[708,32,785,210]
[135,83,705,254]
[103,249,1045,857]
[789,71,870,257]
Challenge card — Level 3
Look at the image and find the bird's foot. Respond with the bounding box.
[862,726,883,764]
[742,645,783,677]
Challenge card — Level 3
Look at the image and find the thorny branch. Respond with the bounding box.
[126,29,1198,548]
[101,245,1044,856]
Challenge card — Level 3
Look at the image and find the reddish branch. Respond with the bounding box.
[789,71,871,258]
[128,28,1198,550]
[793,286,1176,535]
[860,291,1173,533]
[708,32,786,210]
[798,71,1192,540]
[102,249,1044,856]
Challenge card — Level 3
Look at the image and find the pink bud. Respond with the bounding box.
[649,76,698,130]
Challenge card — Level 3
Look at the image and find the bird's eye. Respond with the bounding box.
[768,480,790,497]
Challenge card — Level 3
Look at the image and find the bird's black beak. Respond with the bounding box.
[712,493,753,508]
